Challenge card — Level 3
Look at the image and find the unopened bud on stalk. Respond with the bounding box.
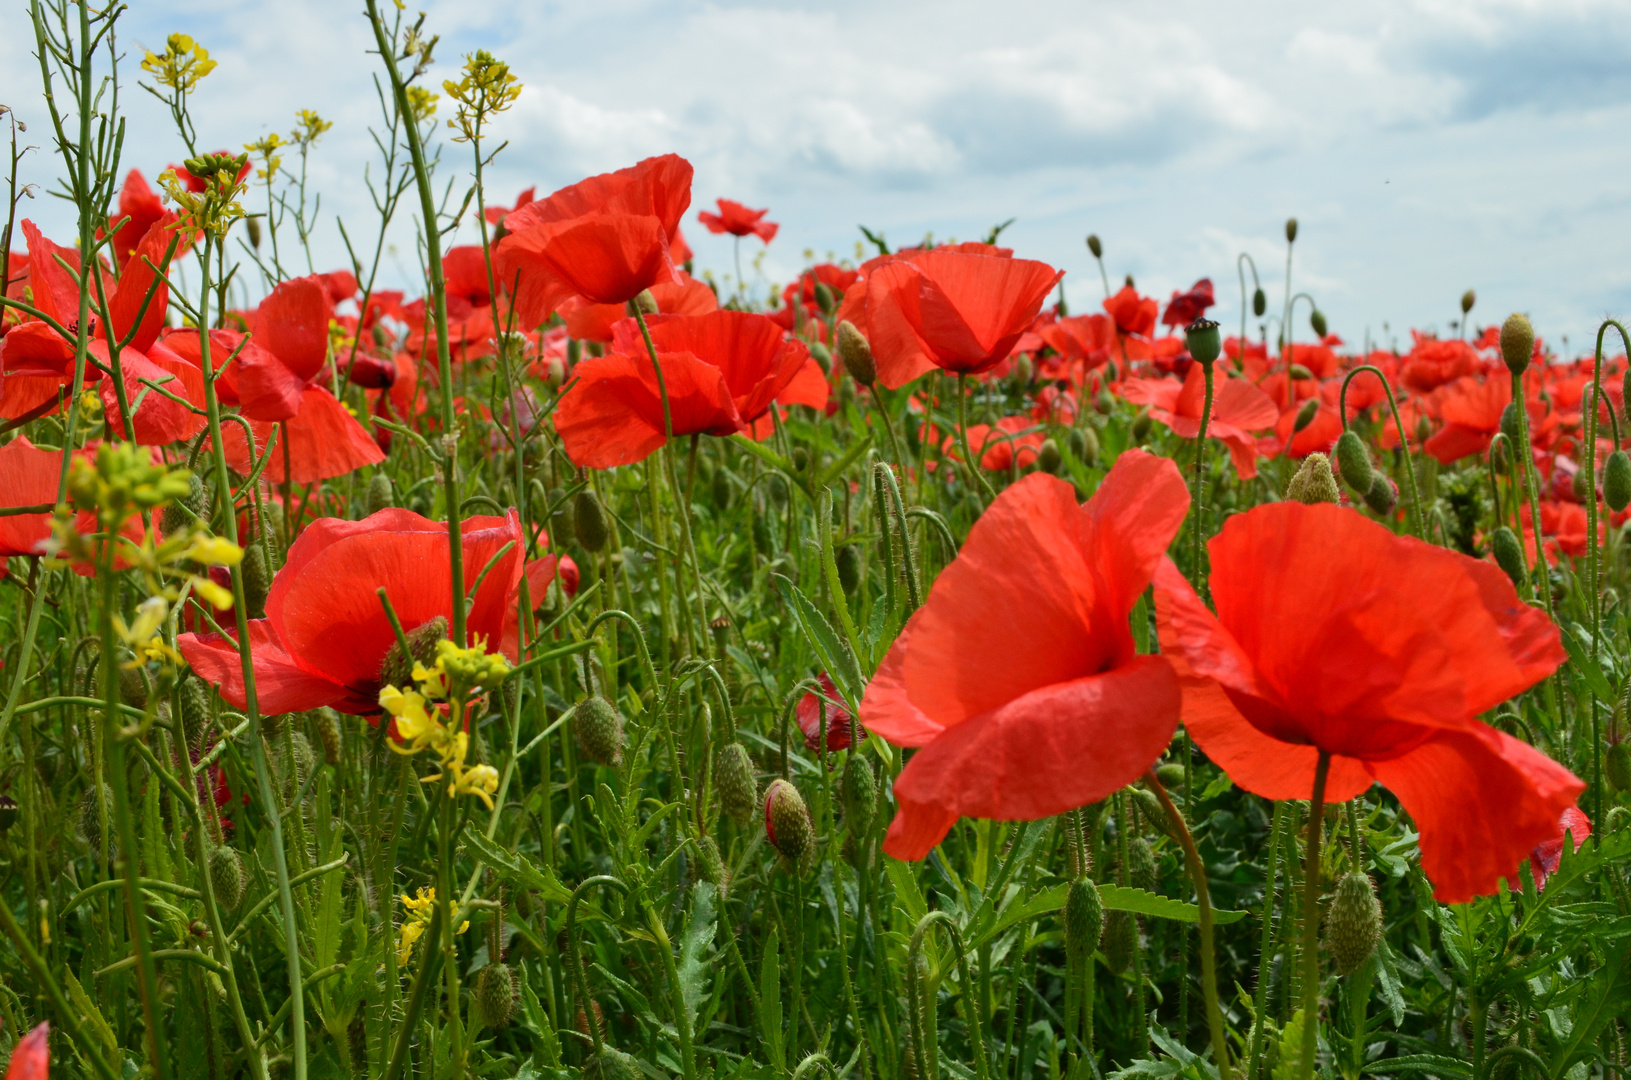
[1289,364,1314,381]
[1285,452,1340,504]
[1102,909,1136,974]
[246,215,262,250]
[1075,425,1100,465]
[379,616,448,689]
[1064,877,1104,965]
[179,676,211,748]
[1130,411,1152,443]
[697,834,730,892]
[764,778,814,864]
[1127,836,1158,894]
[1253,287,1267,317]
[1501,313,1534,376]
[1325,871,1383,976]
[1155,761,1186,790]
[585,1048,641,1080]
[836,321,876,387]
[1334,430,1374,493]
[1086,233,1103,259]
[1363,473,1398,516]
[715,742,758,827]
[1292,398,1320,434]
[474,962,519,1028]
[161,471,208,535]
[573,696,626,767]
[626,290,658,317]
[1010,353,1033,390]
[1606,741,1631,792]
[1310,309,1328,339]
[841,752,877,834]
[314,707,342,765]
[1037,438,1063,474]
[573,489,609,552]
[710,468,733,510]
[208,844,246,911]
[1605,450,1631,512]
[809,341,833,373]
[1500,403,1523,448]
[1285,217,1299,243]
[814,281,837,316]
[1492,526,1526,587]
[242,543,271,618]
[1461,289,1476,316]
[1185,317,1222,367]
[366,472,394,516]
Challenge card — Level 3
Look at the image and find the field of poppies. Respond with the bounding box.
[4,6,1631,1080]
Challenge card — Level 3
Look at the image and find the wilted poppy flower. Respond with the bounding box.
[611,309,811,427]
[1154,501,1579,903]
[178,509,524,715]
[798,673,859,753]
[1161,278,1215,329]
[698,198,778,243]
[496,154,693,326]
[1528,806,1590,891]
[1121,364,1279,478]
[860,450,1190,859]
[4,1021,48,1080]
[553,349,742,469]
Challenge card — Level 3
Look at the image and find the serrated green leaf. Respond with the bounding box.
[460,829,571,904]
[1551,942,1631,1076]
[1099,883,1247,925]
[775,573,864,712]
[678,883,717,1031]
[1562,622,1616,702]
[760,924,784,1072]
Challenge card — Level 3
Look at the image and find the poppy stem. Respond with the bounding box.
[1246,801,1288,1080]
[1144,769,1231,1080]
[1191,360,1215,596]
[1298,751,1332,1080]
[1507,368,1553,618]
[1338,366,1426,541]
[1589,320,1631,827]
[957,374,999,503]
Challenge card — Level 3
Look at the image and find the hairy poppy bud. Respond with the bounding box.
[710,468,733,511]
[1010,353,1033,390]
[573,696,626,767]
[80,783,112,853]
[120,661,152,709]
[1310,309,1327,339]
[474,962,518,1028]
[1130,411,1152,444]
[836,321,876,387]
[764,778,814,864]
[365,472,394,516]
[380,616,448,689]
[1130,786,1177,841]
[1325,871,1382,976]
[1127,836,1158,894]
[0,795,18,835]
[1492,526,1526,587]
[1289,364,1314,382]
[1094,389,1115,416]
[1253,288,1267,318]
[696,833,730,893]
[1086,233,1103,259]
[1363,473,1398,516]
[1064,877,1104,965]
[1155,761,1186,789]
[1606,450,1631,513]
[1606,741,1631,792]
[242,543,271,619]
[1334,430,1374,493]
[1461,289,1476,316]
[715,741,758,827]
[835,543,861,595]
[1573,466,1593,503]
[1102,909,1136,974]
[814,281,837,316]
[1501,313,1534,376]
[1285,217,1299,243]
[246,215,263,250]
[162,471,208,535]
[274,732,315,801]
[1292,398,1320,434]
[574,489,609,552]
[1038,438,1063,474]
[809,341,833,375]
[1185,318,1222,367]
[209,844,246,911]
[314,707,342,765]
[1286,452,1340,505]
[1073,425,1100,466]
[841,752,877,835]
[1500,403,1523,449]
[626,289,658,317]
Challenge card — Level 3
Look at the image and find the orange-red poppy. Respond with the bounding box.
[611,309,810,427]
[1121,363,1279,478]
[553,349,742,469]
[698,198,778,243]
[561,271,718,343]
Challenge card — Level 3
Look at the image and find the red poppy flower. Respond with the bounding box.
[860,450,1190,859]
[1161,278,1215,329]
[170,155,252,193]
[0,436,62,557]
[178,508,525,716]
[1153,502,1579,902]
[851,249,1062,389]
[1037,314,1114,375]
[1401,332,1482,394]
[561,271,718,343]
[697,198,778,243]
[1104,285,1157,340]
[1529,806,1590,891]
[611,309,810,426]
[1265,402,1342,458]
[553,349,743,469]
[496,154,694,326]
[485,186,536,227]
[798,673,860,753]
[4,1021,48,1080]
[105,169,169,267]
[943,415,1045,471]
[1424,375,1509,464]
[1122,363,1279,478]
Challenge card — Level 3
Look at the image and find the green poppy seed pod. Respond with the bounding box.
[573,696,626,767]
[1334,430,1375,493]
[835,543,861,595]
[79,784,111,852]
[573,489,609,552]
[1086,233,1103,259]
[585,1049,642,1080]
[626,289,658,317]
[1185,317,1222,367]
[1038,438,1063,475]
[242,543,271,619]
[1606,742,1631,792]
[1285,217,1299,243]
[474,962,518,1029]
[161,471,206,535]
[365,472,394,517]
[208,844,246,911]
[1461,289,1476,316]
[1102,909,1136,974]
[1130,411,1152,443]
[1363,473,1398,516]
[791,446,810,473]
[1285,452,1340,505]
[715,741,758,827]
[314,706,342,766]
[1155,761,1186,790]
[841,751,877,834]
[1128,837,1158,894]
[1064,877,1104,966]
[1500,403,1523,448]
[1492,526,1526,587]
[1605,450,1631,513]
[379,615,449,688]
[1253,287,1267,318]
[814,281,838,316]
[246,215,263,250]
[0,795,17,835]
[1131,786,1177,841]
[710,467,733,511]
[1501,313,1534,376]
[1310,309,1328,340]
[764,778,814,864]
[1325,871,1383,976]
[836,320,877,388]
[1573,466,1593,503]
[809,340,833,374]
[1289,363,1314,382]
[1292,398,1320,434]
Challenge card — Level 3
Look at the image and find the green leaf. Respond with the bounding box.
[677,883,717,1032]
[1562,622,1616,703]
[760,924,784,1073]
[1380,1056,1472,1076]
[1374,939,1406,1028]
[460,829,571,904]
[817,432,874,489]
[1550,942,1631,1076]
[1099,883,1247,925]
[885,858,930,925]
[64,969,118,1064]
[1271,1011,1308,1080]
[775,573,865,712]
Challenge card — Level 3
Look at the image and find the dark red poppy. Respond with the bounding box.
[860,450,1190,859]
[495,154,693,326]
[1161,278,1215,328]
[611,309,810,426]
[798,673,860,753]
[1529,806,1590,891]
[553,349,742,468]
[178,508,525,716]
[1121,363,1279,478]
[697,198,778,243]
[1154,501,1579,902]
[4,1021,48,1080]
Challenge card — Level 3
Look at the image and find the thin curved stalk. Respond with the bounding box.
[1338,366,1426,540]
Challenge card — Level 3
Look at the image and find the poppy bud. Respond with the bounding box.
[208,844,246,911]
[0,795,17,835]
[1093,390,1113,416]
[814,281,837,316]
[586,1048,642,1080]
[809,340,833,374]
[1500,403,1523,448]
[1606,741,1631,792]
[120,661,152,709]
[841,751,877,835]
[836,320,876,388]
[1064,877,1104,965]
[1130,411,1152,444]
[1086,233,1103,259]
[1290,363,1314,381]
[1285,452,1339,505]
[1501,313,1534,376]
[177,676,212,749]
[1124,273,1136,289]
[791,446,810,473]
[1324,871,1382,976]
[697,833,730,892]
[366,472,395,517]
[1334,430,1374,493]
[1363,473,1398,516]
[1492,526,1526,587]
[835,543,861,595]
[1574,466,1593,503]
[715,741,758,827]
[574,489,609,552]
[246,215,263,250]
[1185,317,1222,367]
[379,615,449,689]
[80,784,112,853]
[1130,786,1177,842]
[1155,761,1186,789]
[1010,353,1033,390]
[314,707,342,765]
[1310,309,1327,339]
[474,962,518,1028]
[764,778,814,864]
[573,695,626,767]
[1102,909,1136,974]
[274,732,316,801]
[1491,438,1511,471]
[1253,288,1267,318]
[1292,398,1320,434]
[348,353,397,390]
[1127,837,1158,894]
[1285,217,1299,243]
[710,468,733,511]
[1606,450,1631,512]
[626,290,658,317]
[242,543,271,618]
[1038,438,1063,474]
[1461,289,1476,316]
[162,471,208,535]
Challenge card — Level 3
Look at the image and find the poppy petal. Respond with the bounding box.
[177,621,360,714]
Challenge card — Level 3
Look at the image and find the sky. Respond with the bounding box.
[3,0,1630,357]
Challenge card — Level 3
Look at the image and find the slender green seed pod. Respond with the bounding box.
[1363,473,1398,516]
[715,742,758,827]
[1292,397,1320,434]
[1605,450,1631,513]
[208,844,246,911]
[1325,871,1383,976]
[574,489,609,552]
[1334,429,1374,493]
[1310,309,1328,339]
[573,696,626,767]
[1127,836,1158,894]
[178,676,212,749]
[841,752,877,835]
[1253,287,1267,317]
[1086,234,1103,259]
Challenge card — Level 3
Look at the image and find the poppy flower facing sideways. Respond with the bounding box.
[553,349,742,469]
[698,198,778,243]
[1153,501,1579,903]
[1528,806,1590,891]
[798,673,860,754]
[178,508,524,716]
[860,449,1190,859]
[611,309,812,428]
[1121,363,1279,479]
[4,1021,48,1080]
